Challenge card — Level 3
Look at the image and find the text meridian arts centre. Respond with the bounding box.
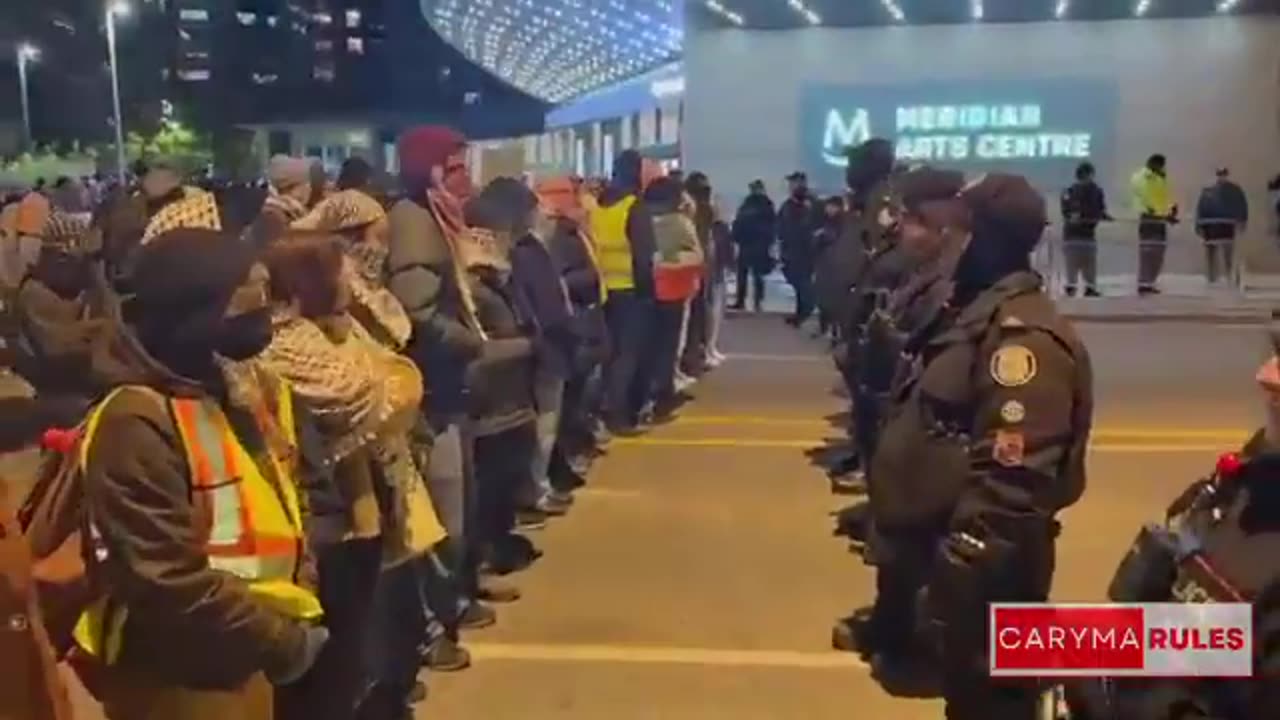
[822,104,1093,164]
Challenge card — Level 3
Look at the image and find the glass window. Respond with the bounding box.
[313,65,336,82]
[345,9,361,28]
[346,37,364,54]
[315,39,334,52]
[179,9,210,22]
[236,12,256,26]
[178,69,211,81]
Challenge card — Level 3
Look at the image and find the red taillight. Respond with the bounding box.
[1215,451,1244,478]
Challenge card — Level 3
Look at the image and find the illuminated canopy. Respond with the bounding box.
[421,0,683,103]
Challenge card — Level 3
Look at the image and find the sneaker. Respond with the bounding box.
[547,489,575,505]
[567,453,593,477]
[704,354,724,369]
[1084,287,1101,297]
[535,494,571,516]
[421,637,472,671]
[515,508,549,530]
[477,578,521,603]
[459,600,499,627]
[674,373,697,393]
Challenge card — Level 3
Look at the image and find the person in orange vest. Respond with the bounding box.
[77,227,327,720]
[2,179,50,291]
[591,150,658,434]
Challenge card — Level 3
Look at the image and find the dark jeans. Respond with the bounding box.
[1137,219,1168,289]
[652,299,689,405]
[603,290,656,428]
[473,422,537,548]
[1204,237,1235,284]
[276,538,382,720]
[784,264,815,321]
[1062,235,1097,292]
[363,557,427,700]
[734,256,767,309]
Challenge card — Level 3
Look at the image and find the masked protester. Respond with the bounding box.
[812,195,847,341]
[458,188,541,575]
[537,176,609,489]
[388,127,520,609]
[10,213,100,410]
[245,156,314,249]
[868,174,1093,719]
[486,178,579,522]
[76,228,328,720]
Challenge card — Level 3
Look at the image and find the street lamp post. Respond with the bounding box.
[106,2,130,180]
[16,44,38,149]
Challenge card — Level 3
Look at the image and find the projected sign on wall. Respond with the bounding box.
[800,79,1115,192]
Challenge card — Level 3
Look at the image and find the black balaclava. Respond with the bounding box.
[125,228,264,381]
[953,174,1047,305]
[613,150,644,195]
[845,138,896,200]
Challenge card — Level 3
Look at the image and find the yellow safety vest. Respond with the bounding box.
[74,384,322,664]
[590,195,637,292]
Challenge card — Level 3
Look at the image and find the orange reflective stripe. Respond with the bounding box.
[207,535,298,559]
[172,400,215,486]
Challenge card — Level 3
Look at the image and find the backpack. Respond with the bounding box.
[18,386,149,658]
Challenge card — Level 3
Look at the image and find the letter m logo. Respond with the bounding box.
[822,108,871,167]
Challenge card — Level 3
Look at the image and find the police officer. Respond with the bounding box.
[832,167,969,659]
[1065,333,1280,719]
[826,139,903,490]
[871,173,1093,719]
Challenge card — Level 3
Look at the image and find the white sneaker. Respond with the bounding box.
[708,350,727,364]
[675,373,697,393]
[705,355,723,369]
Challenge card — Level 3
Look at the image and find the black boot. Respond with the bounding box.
[356,682,417,720]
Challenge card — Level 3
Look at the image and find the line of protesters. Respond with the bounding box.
[0,131,729,720]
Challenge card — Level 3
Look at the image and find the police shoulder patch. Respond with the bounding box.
[999,399,1026,424]
[990,344,1038,387]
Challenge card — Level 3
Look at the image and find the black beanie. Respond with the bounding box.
[125,228,257,374]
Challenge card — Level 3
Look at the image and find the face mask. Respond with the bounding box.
[216,307,274,361]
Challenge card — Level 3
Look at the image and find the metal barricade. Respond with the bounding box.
[1038,218,1245,299]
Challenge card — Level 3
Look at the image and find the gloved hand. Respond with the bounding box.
[268,624,329,686]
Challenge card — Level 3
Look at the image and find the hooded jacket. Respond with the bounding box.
[463,265,537,437]
[79,323,310,689]
[511,233,577,380]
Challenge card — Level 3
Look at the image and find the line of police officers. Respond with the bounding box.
[821,139,1279,719]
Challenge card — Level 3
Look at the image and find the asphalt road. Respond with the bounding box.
[425,315,1268,720]
[56,315,1270,719]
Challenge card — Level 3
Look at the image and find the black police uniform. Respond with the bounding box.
[1067,430,1280,720]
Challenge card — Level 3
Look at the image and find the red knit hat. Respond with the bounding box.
[397,125,466,179]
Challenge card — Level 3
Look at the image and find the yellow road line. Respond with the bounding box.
[675,416,1246,440]
[613,437,1226,453]
[466,642,867,670]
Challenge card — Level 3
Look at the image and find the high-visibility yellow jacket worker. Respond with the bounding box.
[1131,165,1175,219]
[73,231,324,720]
[591,194,638,293]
